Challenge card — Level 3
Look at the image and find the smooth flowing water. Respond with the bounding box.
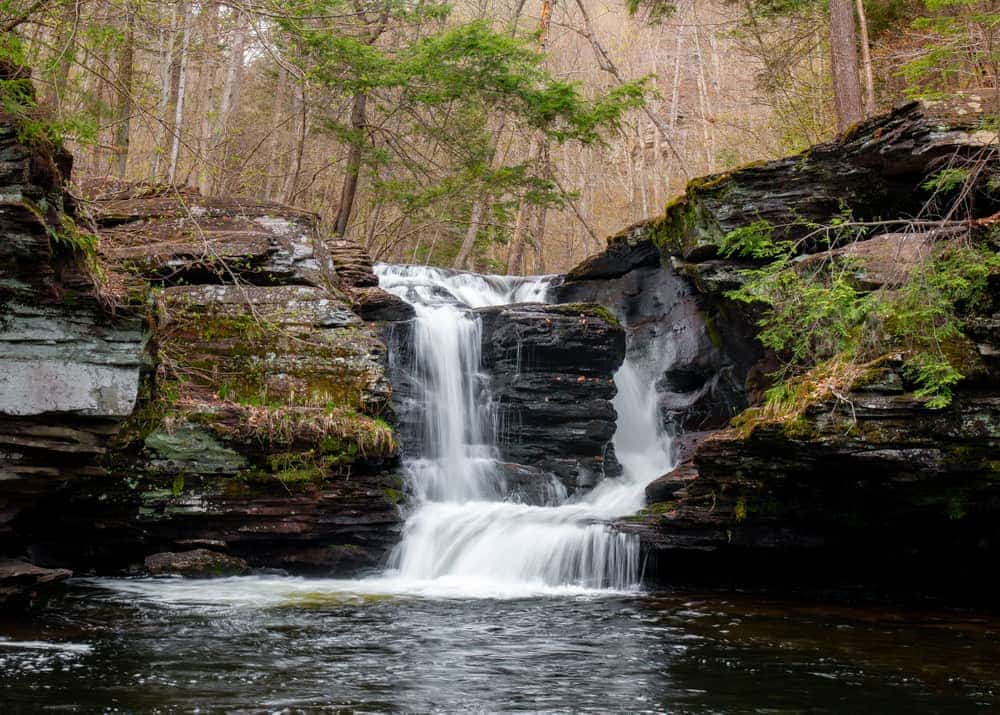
[373,263,674,594]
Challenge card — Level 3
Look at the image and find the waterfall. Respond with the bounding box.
[373,264,674,595]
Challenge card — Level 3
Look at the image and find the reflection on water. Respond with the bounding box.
[1,579,998,712]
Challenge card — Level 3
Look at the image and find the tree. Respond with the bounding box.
[111,0,136,178]
[274,1,647,262]
[829,0,864,131]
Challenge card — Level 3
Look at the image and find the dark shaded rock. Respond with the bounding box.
[622,359,1000,594]
[352,286,415,322]
[652,99,999,259]
[0,559,71,611]
[477,303,626,492]
[0,106,146,554]
[564,222,661,281]
[145,549,249,577]
[558,259,762,434]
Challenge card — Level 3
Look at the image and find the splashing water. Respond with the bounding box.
[367,263,675,596]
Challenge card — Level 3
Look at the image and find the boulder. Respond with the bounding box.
[0,559,71,611]
[145,549,249,577]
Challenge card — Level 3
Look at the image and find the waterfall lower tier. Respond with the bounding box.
[372,263,674,595]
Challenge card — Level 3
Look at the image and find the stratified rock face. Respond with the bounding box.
[586,99,1000,595]
[622,360,1000,591]
[557,261,761,435]
[549,99,1000,595]
[652,97,1000,260]
[4,172,407,578]
[477,304,626,491]
[0,111,146,547]
[145,549,249,577]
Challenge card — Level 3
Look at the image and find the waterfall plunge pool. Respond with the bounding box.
[2,581,999,711]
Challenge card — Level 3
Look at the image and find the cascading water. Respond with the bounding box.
[373,263,675,595]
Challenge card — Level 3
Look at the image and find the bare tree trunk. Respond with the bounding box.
[571,0,687,174]
[167,5,191,185]
[263,68,287,200]
[151,2,179,180]
[454,199,485,270]
[507,0,555,274]
[283,77,308,203]
[111,1,135,178]
[215,9,246,193]
[334,92,367,236]
[43,0,78,112]
[854,0,876,114]
[830,0,863,132]
[669,29,683,132]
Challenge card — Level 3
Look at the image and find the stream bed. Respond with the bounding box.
[2,578,998,712]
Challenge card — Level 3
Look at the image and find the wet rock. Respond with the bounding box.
[144,549,249,577]
[557,259,762,434]
[622,356,1000,592]
[0,559,71,611]
[351,286,415,322]
[478,303,626,492]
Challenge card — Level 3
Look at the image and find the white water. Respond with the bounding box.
[370,263,675,595]
[92,264,676,604]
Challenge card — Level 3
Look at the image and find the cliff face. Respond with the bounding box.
[0,110,145,605]
[1,157,411,581]
[478,303,625,494]
[558,97,1000,594]
[556,244,761,437]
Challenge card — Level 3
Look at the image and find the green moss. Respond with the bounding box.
[734,497,748,523]
[383,488,405,505]
[701,311,723,350]
[547,302,620,327]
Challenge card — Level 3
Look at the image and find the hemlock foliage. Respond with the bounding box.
[724,207,999,410]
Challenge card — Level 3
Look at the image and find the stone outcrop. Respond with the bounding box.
[622,353,1000,592]
[478,303,626,492]
[556,251,762,435]
[0,92,146,592]
[557,98,1000,595]
[4,165,407,579]
[144,549,249,577]
[0,559,71,610]
[652,96,999,261]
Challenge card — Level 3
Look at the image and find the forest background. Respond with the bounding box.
[1,0,996,273]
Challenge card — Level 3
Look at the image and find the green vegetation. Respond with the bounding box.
[725,216,999,413]
[0,76,95,148]
[547,303,621,326]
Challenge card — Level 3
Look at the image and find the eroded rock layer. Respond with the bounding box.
[478,303,626,492]
[557,98,1000,596]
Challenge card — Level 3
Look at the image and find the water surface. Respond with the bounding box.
[2,578,997,712]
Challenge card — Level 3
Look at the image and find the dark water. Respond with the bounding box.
[2,578,998,713]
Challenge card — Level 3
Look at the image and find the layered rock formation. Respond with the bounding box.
[478,303,626,493]
[1,148,410,583]
[557,98,1000,595]
[0,108,145,565]
[15,184,406,575]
